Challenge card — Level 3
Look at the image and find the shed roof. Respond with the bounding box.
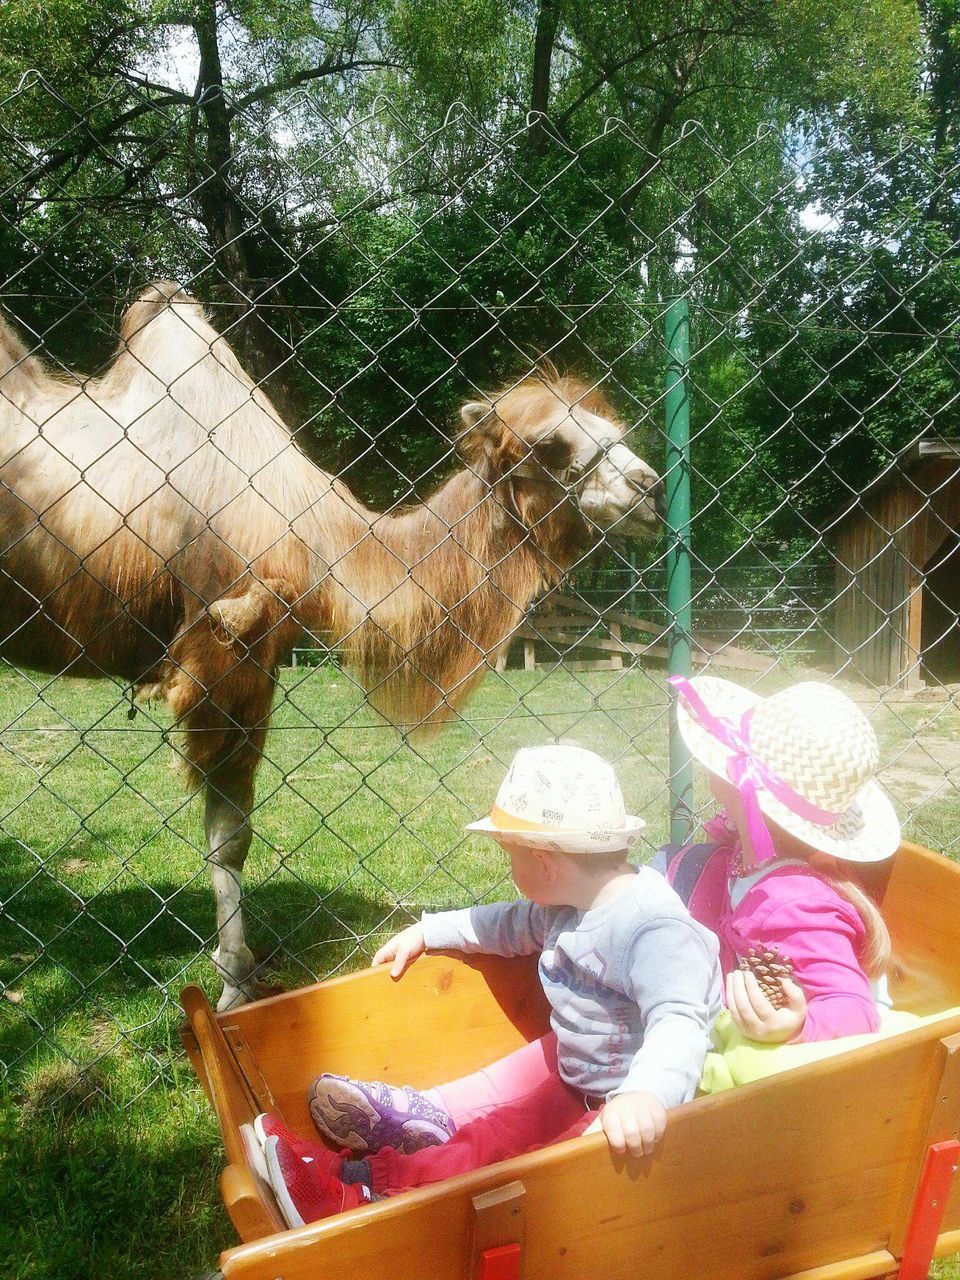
[824,437,960,536]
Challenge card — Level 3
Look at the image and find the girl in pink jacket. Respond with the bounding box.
[660,676,899,1044]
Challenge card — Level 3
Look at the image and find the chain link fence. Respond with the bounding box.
[1,75,959,1108]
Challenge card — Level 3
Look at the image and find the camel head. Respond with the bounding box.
[457,371,662,541]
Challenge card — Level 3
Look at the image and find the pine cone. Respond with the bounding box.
[739,945,795,1009]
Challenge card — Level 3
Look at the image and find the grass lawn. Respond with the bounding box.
[0,658,958,1278]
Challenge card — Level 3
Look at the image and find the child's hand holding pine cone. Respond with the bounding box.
[738,945,795,1009]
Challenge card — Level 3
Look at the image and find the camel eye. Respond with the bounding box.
[532,433,574,472]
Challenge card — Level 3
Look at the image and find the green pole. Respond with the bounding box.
[665,295,693,846]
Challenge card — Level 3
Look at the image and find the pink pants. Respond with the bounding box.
[433,1033,559,1126]
[368,1067,593,1194]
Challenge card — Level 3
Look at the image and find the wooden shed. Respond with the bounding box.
[831,439,960,688]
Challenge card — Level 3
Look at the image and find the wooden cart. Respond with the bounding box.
[182,841,960,1280]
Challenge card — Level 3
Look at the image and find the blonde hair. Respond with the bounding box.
[760,812,891,980]
[807,853,891,979]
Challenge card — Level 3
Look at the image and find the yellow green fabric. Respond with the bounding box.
[699,1007,960,1094]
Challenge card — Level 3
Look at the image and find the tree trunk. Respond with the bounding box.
[921,0,959,233]
[530,0,559,152]
[193,3,300,420]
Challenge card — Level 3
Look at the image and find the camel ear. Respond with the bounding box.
[457,399,500,466]
[460,400,496,432]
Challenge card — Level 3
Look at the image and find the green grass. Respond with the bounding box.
[0,659,958,1277]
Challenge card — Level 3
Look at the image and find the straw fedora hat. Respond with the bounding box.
[466,745,645,855]
[673,676,900,864]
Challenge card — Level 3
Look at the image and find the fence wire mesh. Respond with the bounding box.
[1,75,958,1108]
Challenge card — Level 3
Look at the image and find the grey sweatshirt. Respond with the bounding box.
[421,868,722,1109]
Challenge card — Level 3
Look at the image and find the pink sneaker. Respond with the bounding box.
[264,1133,369,1228]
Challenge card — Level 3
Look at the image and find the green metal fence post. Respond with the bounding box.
[665,295,694,845]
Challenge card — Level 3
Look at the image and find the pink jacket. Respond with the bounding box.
[668,834,880,1043]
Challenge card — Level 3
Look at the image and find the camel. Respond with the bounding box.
[0,281,662,1008]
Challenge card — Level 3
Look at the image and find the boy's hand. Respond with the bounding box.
[726,969,807,1043]
[372,923,426,978]
[586,1090,666,1157]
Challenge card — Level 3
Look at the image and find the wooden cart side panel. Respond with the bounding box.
[181,986,256,1163]
[181,987,288,1242]
[919,1033,960,1240]
[221,1162,286,1244]
[179,1023,213,1108]
[890,1032,960,1254]
[218,1020,960,1280]
[778,1251,897,1280]
[880,844,960,1013]
[214,953,549,1134]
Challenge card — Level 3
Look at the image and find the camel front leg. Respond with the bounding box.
[205,774,260,1010]
[164,598,285,1009]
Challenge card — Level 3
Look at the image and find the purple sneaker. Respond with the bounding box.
[308,1073,455,1155]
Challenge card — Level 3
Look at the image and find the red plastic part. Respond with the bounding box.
[477,1242,522,1280]
[898,1139,960,1280]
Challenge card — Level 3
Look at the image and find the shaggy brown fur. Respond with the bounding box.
[0,281,658,1003]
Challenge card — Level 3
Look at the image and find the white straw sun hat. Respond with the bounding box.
[671,675,900,864]
[466,744,645,855]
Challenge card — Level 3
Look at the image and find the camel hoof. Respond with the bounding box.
[216,984,249,1012]
[216,975,285,1011]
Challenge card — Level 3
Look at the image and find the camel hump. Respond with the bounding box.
[120,280,208,346]
[140,279,187,303]
[0,305,47,392]
[0,308,31,372]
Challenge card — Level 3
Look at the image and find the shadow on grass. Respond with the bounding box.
[1,1097,233,1280]
[0,829,416,1084]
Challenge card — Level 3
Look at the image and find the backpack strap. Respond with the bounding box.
[657,842,720,907]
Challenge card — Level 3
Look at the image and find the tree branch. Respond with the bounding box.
[22,93,192,189]
[19,151,164,215]
[554,21,754,128]
[114,69,195,104]
[617,90,683,219]
[227,58,404,117]
[293,180,448,232]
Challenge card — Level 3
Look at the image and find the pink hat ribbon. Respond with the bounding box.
[668,676,841,865]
